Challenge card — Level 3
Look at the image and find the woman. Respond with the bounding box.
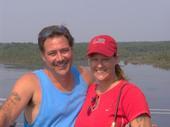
[75,35,152,127]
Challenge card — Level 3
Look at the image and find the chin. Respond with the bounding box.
[54,64,71,76]
[95,75,107,81]
[94,73,108,81]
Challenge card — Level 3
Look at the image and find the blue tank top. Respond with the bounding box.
[24,66,88,127]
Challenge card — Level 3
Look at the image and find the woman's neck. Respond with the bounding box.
[96,77,120,94]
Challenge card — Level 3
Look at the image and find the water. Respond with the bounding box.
[0,64,170,126]
[0,64,29,97]
[0,64,29,126]
[123,64,170,126]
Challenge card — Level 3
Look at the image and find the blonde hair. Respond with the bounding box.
[115,64,126,80]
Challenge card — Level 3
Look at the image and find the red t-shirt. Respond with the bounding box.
[75,80,150,127]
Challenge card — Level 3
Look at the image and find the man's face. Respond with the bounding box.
[42,35,73,76]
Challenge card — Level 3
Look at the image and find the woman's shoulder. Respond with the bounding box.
[124,81,141,89]
[122,81,145,96]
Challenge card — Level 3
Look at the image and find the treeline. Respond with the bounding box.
[0,43,42,69]
[118,41,170,70]
[0,41,170,70]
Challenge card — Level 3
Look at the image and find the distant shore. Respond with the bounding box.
[0,41,170,70]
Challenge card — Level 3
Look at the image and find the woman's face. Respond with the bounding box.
[88,54,118,82]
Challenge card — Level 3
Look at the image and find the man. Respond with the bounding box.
[0,25,92,127]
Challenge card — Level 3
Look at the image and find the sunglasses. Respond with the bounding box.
[87,94,100,116]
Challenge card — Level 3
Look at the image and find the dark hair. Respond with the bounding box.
[38,25,74,52]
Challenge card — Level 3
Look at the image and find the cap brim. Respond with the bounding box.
[87,48,114,57]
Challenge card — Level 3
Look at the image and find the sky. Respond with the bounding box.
[0,0,170,43]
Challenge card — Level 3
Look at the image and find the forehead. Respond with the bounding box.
[89,53,112,59]
[44,36,70,50]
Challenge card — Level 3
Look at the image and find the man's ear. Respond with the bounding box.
[41,53,46,62]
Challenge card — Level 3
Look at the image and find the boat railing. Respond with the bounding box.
[150,108,170,115]
[1,97,170,127]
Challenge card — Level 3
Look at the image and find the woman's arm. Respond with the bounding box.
[130,114,152,127]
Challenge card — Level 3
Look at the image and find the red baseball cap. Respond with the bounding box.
[87,35,117,57]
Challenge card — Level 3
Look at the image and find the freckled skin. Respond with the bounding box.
[130,114,152,127]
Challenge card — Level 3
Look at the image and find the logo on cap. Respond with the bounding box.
[93,38,106,44]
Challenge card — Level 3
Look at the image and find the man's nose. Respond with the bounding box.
[55,51,64,61]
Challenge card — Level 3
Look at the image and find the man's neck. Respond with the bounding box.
[44,69,75,92]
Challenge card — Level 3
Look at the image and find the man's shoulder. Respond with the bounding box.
[77,65,89,72]
[77,65,93,86]
[77,65,90,76]
[19,71,38,81]
[14,71,40,89]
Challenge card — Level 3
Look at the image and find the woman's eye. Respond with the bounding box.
[91,58,97,61]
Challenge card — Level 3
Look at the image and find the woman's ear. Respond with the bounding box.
[115,55,119,64]
[87,58,90,66]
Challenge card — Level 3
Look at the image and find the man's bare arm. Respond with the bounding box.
[0,72,37,127]
[0,92,22,126]
[130,114,152,127]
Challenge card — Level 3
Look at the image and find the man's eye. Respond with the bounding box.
[60,48,70,54]
[48,52,56,56]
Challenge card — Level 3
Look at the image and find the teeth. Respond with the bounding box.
[96,70,105,73]
[54,61,67,68]
[57,62,66,66]
[58,62,67,67]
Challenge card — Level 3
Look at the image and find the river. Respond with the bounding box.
[0,64,170,127]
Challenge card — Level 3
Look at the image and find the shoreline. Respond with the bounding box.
[0,42,170,70]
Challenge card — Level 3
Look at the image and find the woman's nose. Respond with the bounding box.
[96,60,103,67]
